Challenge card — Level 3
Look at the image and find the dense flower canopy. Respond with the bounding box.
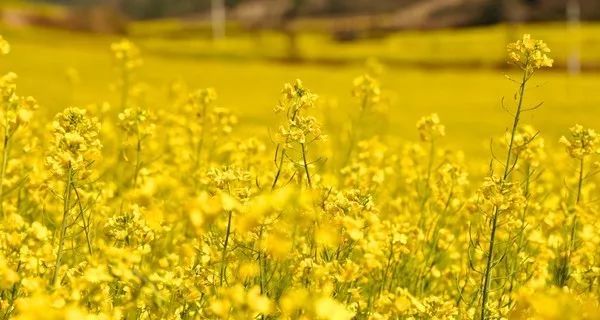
[0,33,599,320]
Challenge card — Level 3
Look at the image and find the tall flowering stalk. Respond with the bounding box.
[478,34,553,320]
[118,106,155,189]
[554,125,599,286]
[180,88,236,173]
[187,88,217,172]
[0,36,9,55]
[341,69,384,169]
[46,108,101,286]
[271,80,325,189]
[503,125,545,306]
[416,113,445,211]
[350,74,381,136]
[0,39,38,216]
[111,40,142,110]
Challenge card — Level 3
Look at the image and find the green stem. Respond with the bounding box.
[563,156,585,284]
[258,226,265,294]
[193,104,208,173]
[480,71,528,320]
[575,156,584,205]
[219,210,233,286]
[2,261,21,319]
[72,183,93,255]
[426,139,435,183]
[480,210,499,320]
[502,79,527,181]
[0,131,10,216]
[132,135,142,188]
[271,147,286,190]
[419,139,436,225]
[51,166,73,287]
[300,143,312,188]
[507,164,531,307]
[342,95,368,167]
[569,157,585,251]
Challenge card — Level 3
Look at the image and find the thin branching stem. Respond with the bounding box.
[219,210,233,286]
[301,143,312,188]
[271,147,286,190]
[480,70,528,320]
[0,129,10,216]
[132,134,142,188]
[563,156,585,284]
[51,166,73,287]
[71,182,93,255]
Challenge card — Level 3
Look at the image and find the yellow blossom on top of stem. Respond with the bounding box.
[274,79,317,114]
[352,74,381,108]
[507,34,553,72]
[111,39,143,71]
[0,36,9,55]
[508,125,545,167]
[416,113,445,142]
[0,73,38,135]
[559,124,599,159]
[46,107,102,177]
[118,106,156,145]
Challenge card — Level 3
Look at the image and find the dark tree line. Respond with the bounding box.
[31,0,243,19]
[24,0,600,21]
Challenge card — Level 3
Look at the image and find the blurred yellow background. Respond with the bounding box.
[1,1,598,159]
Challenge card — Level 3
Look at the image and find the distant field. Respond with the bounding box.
[0,23,598,161]
[129,20,600,68]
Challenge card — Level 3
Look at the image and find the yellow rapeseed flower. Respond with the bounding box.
[0,36,9,55]
[507,34,553,71]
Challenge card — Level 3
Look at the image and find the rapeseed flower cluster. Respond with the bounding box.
[0,36,9,55]
[110,39,143,72]
[560,125,599,159]
[507,33,554,72]
[46,107,102,178]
